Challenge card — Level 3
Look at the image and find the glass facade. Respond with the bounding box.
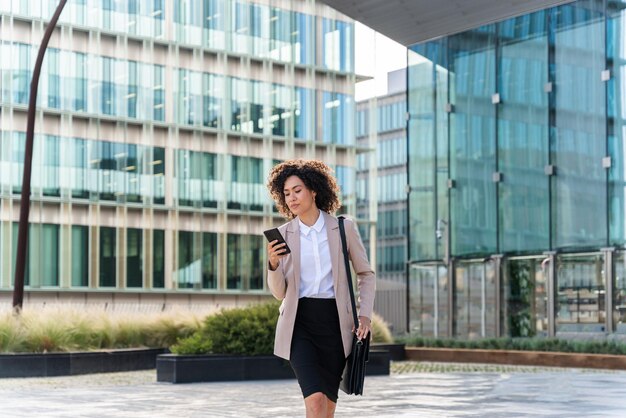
[1,132,165,204]
[408,0,626,338]
[0,43,165,121]
[0,1,356,299]
[356,90,407,286]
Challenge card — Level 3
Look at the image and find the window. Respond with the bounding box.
[72,225,89,287]
[126,228,143,288]
[99,227,117,287]
[202,232,218,289]
[227,234,242,289]
[11,223,59,287]
[177,230,200,289]
[228,156,264,211]
[153,229,165,288]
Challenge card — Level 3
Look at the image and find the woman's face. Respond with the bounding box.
[283,175,317,217]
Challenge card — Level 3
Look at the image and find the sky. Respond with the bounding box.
[354,22,407,101]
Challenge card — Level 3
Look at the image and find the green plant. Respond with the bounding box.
[171,303,396,355]
[172,301,280,356]
[507,260,535,338]
[170,331,214,354]
[402,336,626,355]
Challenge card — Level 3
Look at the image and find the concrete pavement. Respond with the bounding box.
[1,363,625,417]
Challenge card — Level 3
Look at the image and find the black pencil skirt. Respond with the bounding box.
[289,297,346,403]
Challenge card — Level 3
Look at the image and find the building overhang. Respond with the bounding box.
[319,0,576,46]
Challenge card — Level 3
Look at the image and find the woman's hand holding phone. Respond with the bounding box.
[267,240,288,270]
[264,228,290,271]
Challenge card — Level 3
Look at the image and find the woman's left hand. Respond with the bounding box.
[355,316,371,341]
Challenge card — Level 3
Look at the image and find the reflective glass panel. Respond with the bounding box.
[449,26,497,256]
[99,226,116,287]
[270,83,291,137]
[249,235,263,290]
[556,253,606,333]
[408,46,437,260]
[498,12,550,253]
[12,223,59,288]
[336,165,355,210]
[322,18,353,72]
[153,229,165,289]
[608,1,626,245]
[454,260,497,338]
[71,225,89,287]
[176,150,218,208]
[552,2,607,249]
[409,264,449,337]
[175,0,225,49]
[202,232,217,289]
[228,156,263,211]
[294,12,315,65]
[177,230,201,289]
[294,87,314,140]
[126,228,143,288]
[227,234,242,289]
[322,92,354,145]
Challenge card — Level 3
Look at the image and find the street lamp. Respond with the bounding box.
[13,0,68,312]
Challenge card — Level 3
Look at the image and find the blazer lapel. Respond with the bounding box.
[285,217,301,295]
[324,212,341,293]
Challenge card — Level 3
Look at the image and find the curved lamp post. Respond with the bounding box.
[13,0,68,312]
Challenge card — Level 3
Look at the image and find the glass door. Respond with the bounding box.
[556,253,606,333]
[454,259,497,339]
[409,263,449,337]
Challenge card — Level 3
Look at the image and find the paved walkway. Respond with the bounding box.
[1,363,625,417]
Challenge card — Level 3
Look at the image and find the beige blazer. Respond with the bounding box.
[267,211,376,361]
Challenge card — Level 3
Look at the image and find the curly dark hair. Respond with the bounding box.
[267,159,341,219]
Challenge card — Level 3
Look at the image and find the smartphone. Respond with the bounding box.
[263,228,291,254]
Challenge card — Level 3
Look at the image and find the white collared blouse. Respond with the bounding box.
[297,211,334,298]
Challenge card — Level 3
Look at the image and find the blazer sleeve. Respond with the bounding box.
[267,261,287,301]
[346,218,376,320]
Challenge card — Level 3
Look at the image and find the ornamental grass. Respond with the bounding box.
[0,307,202,353]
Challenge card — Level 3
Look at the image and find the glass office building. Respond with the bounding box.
[356,69,407,331]
[0,0,356,310]
[407,0,626,338]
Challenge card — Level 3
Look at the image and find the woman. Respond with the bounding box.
[266,159,376,418]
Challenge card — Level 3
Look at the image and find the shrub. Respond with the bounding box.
[172,301,280,356]
[402,336,626,355]
[170,331,213,355]
[171,303,397,355]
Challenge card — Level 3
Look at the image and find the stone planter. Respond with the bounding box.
[0,348,167,378]
[372,343,405,361]
[157,350,391,384]
[406,347,626,370]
